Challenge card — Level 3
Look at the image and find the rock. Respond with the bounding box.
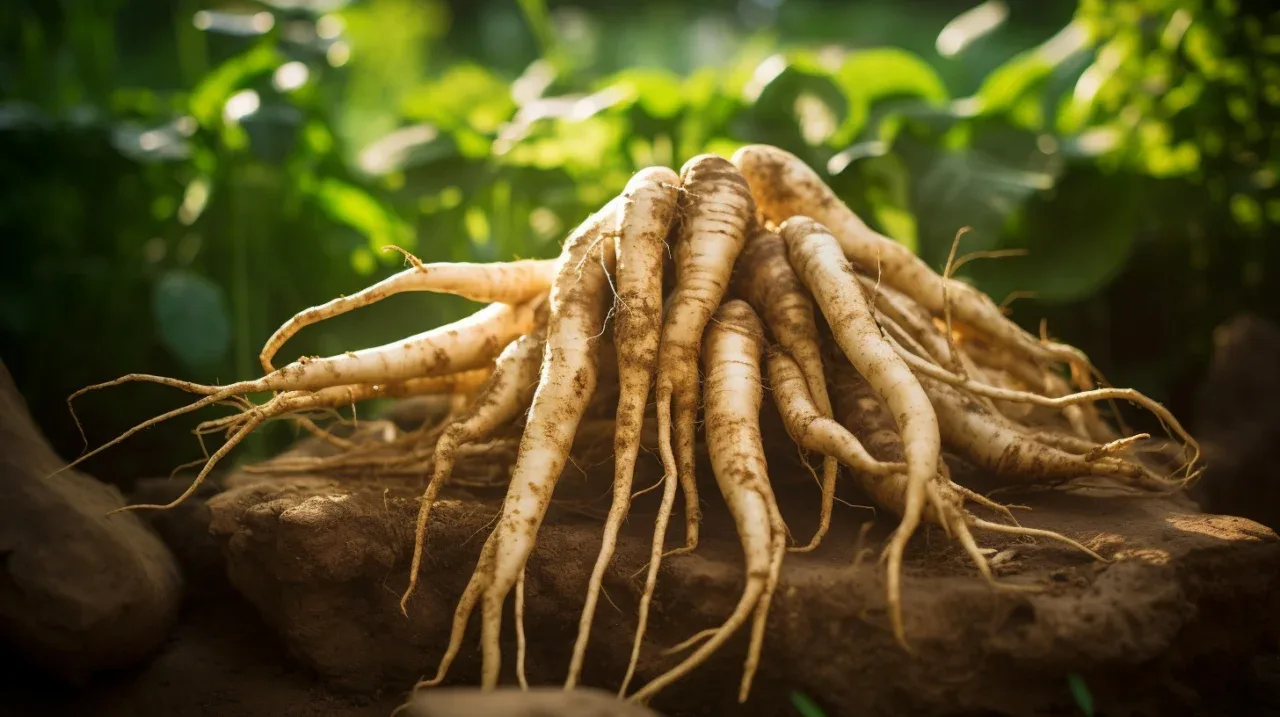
[0,361,182,681]
[130,476,228,601]
[207,455,1280,717]
[1192,313,1280,531]
[0,593,403,717]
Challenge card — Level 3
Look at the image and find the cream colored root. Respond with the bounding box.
[766,347,906,549]
[629,300,784,704]
[740,510,786,702]
[206,369,495,436]
[416,535,496,690]
[656,154,755,556]
[887,335,1199,477]
[111,413,266,513]
[830,360,1105,601]
[735,222,839,552]
[732,144,1095,382]
[781,216,940,648]
[568,166,679,689]
[619,394,681,698]
[859,277,983,379]
[259,258,557,372]
[961,336,1096,438]
[421,200,621,692]
[473,201,619,689]
[969,518,1105,562]
[400,329,547,614]
[59,301,538,480]
[516,569,528,691]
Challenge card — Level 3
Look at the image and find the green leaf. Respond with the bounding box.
[515,0,556,60]
[401,63,515,133]
[975,50,1056,117]
[831,48,948,145]
[152,270,231,371]
[863,153,919,253]
[975,21,1092,126]
[1067,673,1095,717]
[188,43,283,127]
[311,178,414,253]
[604,68,685,119]
[789,691,827,717]
[737,53,848,150]
[967,173,1136,303]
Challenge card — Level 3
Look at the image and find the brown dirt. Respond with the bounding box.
[187,426,1280,717]
[7,405,1280,717]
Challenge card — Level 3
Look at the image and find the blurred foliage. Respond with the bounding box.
[0,0,1275,480]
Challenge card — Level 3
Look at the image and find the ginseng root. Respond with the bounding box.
[629,300,786,704]
[400,320,549,613]
[568,166,679,688]
[731,143,1094,381]
[62,298,544,486]
[780,216,939,648]
[828,358,1106,586]
[413,196,620,693]
[259,257,558,372]
[734,223,840,551]
[623,155,754,693]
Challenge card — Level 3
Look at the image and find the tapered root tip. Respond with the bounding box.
[106,502,173,516]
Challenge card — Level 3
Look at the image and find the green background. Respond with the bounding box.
[0,0,1275,483]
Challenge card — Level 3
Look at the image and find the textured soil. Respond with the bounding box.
[184,426,1280,717]
[5,400,1280,716]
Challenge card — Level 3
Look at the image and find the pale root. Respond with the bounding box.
[434,196,621,690]
[568,165,679,689]
[735,223,840,551]
[629,300,785,704]
[780,215,940,648]
[655,153,755,554]
[260,258,557,371]
[731,143,1091,373]
[400,325,549,614]
[767,347,906,478]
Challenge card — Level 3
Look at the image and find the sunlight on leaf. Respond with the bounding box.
[831,48,948,145]
[465,205,492,246]
[936,1,1009,58]
[312,178,413,252]
[350,247,376,275]
[358,123,446,175]
[401,63,515,133]
[973,21,1090,124]
[604,68,685,119]
[189,43,283,127]
[875,203,919,251]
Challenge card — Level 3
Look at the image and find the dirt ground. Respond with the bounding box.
[0,594,402,717]
[6,406,1280,717]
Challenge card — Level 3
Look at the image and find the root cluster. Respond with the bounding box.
[63,145,1198,707]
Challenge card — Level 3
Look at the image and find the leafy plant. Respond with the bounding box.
[0,0,1274,477]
